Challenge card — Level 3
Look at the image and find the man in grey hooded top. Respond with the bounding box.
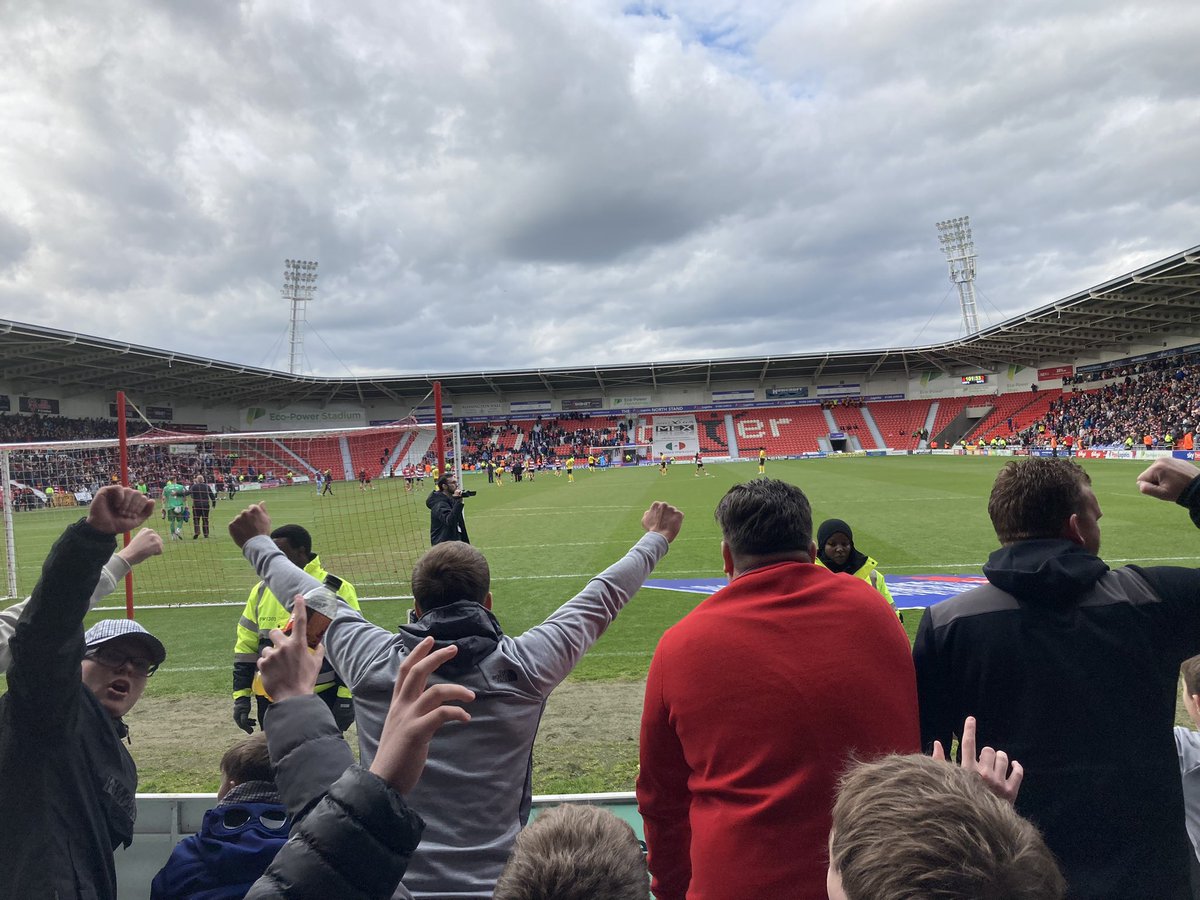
[229,498,683,900]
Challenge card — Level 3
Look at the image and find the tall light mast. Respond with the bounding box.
[281,259,318,374]
[936,216,980,335]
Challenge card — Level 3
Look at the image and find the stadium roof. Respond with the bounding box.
[2,243,1198,409]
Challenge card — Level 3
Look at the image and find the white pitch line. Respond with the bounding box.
[70,554,1200,614]
[160,649,652,673]
[474,505,646,512]
[92,594,414,613]
[86,571,724,611]
[887,555,1200,570]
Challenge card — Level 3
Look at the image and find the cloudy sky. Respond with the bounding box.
[1,1,1197,377]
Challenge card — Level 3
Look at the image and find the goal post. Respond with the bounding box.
[0,420,460,608]
[587,444,654,466]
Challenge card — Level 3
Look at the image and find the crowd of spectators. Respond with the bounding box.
[7,441,247,500]
[1021,354,1200,448]
[460,414,633,466]
[0,412,153,443]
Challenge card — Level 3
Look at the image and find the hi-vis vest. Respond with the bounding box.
[233,555,360,700]
[816,557,899,618]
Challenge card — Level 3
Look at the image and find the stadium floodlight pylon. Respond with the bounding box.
[282,258,318,375]
[936,215,981,336]
[0,418,461,610]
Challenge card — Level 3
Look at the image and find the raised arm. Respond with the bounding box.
[93,527,164,606]
[230,503,393,690]
[230,504,327,603]
[1137,458,1200,527]
[6,486,153,728]
[256,597,351,819]
[0,527,163,675]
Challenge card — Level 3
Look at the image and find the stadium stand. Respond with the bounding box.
[731,405,829,456]
[867,399,932,450]
[6,345,1200,465]
[0,413,152,442]
[927,395,973,444]
[968,390,1057,443]
[694,411,729,455]
[828,403,875,449]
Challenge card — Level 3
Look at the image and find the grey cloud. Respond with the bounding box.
[0,1,1196,377]
[0,218,32,274]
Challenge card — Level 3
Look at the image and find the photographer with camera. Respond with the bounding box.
[428,472,473,545]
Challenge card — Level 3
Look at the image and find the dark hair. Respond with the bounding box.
[831,754,1065,900]
[220,732,274,785]
[437,473,456,490]
[492,804,648,900]
[714,478,812,558]
[1182,655,1200,698]
[987,459,1092,544]
[270,524,313,555]
[411,542,490,611]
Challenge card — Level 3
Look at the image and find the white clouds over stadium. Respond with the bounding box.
[0,1,1196,376]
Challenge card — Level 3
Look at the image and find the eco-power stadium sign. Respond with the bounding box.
[241,406,366,429]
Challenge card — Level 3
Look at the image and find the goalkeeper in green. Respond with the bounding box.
[162,477,189,541]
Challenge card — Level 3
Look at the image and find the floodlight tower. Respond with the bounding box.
[281,259,318,374]
[936,216,980,335]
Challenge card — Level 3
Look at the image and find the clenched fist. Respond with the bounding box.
[86,486,154,536]
[642,501,684,543]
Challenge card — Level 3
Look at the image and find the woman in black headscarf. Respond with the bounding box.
[815,518,899,619]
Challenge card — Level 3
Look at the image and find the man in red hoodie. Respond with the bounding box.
[637,478,920,900]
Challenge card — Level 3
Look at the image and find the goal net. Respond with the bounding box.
[587,444,654,466]
[0,421,460,608]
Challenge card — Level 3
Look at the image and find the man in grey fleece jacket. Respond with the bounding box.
[229,499,683,900]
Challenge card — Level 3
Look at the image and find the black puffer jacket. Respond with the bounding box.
[246,694,424,900]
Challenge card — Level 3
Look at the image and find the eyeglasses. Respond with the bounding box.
[84,646,159,677]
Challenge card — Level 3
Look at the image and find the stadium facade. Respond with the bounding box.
[0,243,1196,430]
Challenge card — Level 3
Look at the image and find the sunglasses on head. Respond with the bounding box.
[85,646,159,677]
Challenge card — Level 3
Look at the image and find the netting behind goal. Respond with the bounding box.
[0,421,460,608]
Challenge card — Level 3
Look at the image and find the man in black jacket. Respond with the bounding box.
[427,473,469,545]
[914,457,1200,900]
[0,485,163,900]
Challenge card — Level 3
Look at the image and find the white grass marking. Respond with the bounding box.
[888,555,1200,570]
[92,594,413,613]
[476,506,645,511]
[161,648,651,673]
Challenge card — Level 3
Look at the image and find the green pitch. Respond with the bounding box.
[2,456,1197,792]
